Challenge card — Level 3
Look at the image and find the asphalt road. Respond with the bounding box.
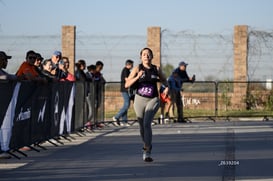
[1,120,273,181]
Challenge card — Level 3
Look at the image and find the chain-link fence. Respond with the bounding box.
[248,28,273,81]
[1,27,273,81]
[161,29,234,80]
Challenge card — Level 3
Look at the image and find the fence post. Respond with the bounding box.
[62,25,76,75]
[215,81,218,118]
[233,25,248,109]
[147,27,161,67]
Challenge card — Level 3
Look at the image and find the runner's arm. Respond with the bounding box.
[125,66,143,88]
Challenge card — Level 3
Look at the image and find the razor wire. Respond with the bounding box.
[1,27,273,81]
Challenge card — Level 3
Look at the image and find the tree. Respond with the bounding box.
[204,75,216,81]
[162,63,174,77]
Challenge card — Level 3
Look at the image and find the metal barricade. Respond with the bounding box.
[217,81,273,120]
[104,82,136,122]
[182,81,217,120]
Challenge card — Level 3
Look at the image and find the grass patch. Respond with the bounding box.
[218,110,273,117]
[105,107,273,120]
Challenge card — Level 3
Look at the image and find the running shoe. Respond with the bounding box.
[112,117,120,126]
[143,148,153,162]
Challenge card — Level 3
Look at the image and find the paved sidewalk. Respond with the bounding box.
[1,121,273,181]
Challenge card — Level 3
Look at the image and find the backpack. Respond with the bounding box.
[128,81,138,100]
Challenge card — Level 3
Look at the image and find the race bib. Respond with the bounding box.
[137,84,155,97]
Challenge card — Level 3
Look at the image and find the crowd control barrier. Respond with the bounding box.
[0,80,105,158]
[0,81,74,154]
[1,80,272,158]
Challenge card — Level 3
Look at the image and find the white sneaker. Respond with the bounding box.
[142,148,153,162]
[0,152,11,159]
[112,117,120,126]
[120,122,125,126]
[143,152,153,162]
[125,123,131,127]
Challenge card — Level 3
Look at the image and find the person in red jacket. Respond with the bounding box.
[16,50,40,80]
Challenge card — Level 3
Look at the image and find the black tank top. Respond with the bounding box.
[137,64,159,98]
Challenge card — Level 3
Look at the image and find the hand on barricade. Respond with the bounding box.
[191,74,196,83]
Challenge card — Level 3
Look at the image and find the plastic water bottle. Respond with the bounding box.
[160,114,164,124]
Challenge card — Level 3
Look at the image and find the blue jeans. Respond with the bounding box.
[114,92,130,122]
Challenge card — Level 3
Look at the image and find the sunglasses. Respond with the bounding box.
[28,56,36,60]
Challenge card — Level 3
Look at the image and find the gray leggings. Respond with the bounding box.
[134,94,160,152]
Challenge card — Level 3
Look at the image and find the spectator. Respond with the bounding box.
[168,71,183,123]
[113,59,134,126]
[0,51,17,80]
[16,50,41,80]
[34,53,44,77]
[60,57,75,82]
[92,61,106,128]
[51,51,67,80]
[75,60,96,129]
[171,61,195,123]
[174,61,195,84]
[159,84,172,121]
[0,51,15,158]
[41,59,55,81]
[34,53,43,68]
[75,59,87,81]
[86,64,96,81]
[94,60,106,84]
[93,61,105,104]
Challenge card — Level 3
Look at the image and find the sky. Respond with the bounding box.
[1,0,273,81]
[1,0,273,36]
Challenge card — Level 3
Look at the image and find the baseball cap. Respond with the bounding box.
[0,51,12,60]
[179,61,188,67]
[53,50,62,57]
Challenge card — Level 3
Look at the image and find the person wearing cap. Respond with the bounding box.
[113,59,134,127]
[175,61,195,83]
[51,50,62,66]
[170,61,195,123]
[0,51,17,80]
[51,51,68,80]
[168,70,184,123]
[0,51,16,158]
